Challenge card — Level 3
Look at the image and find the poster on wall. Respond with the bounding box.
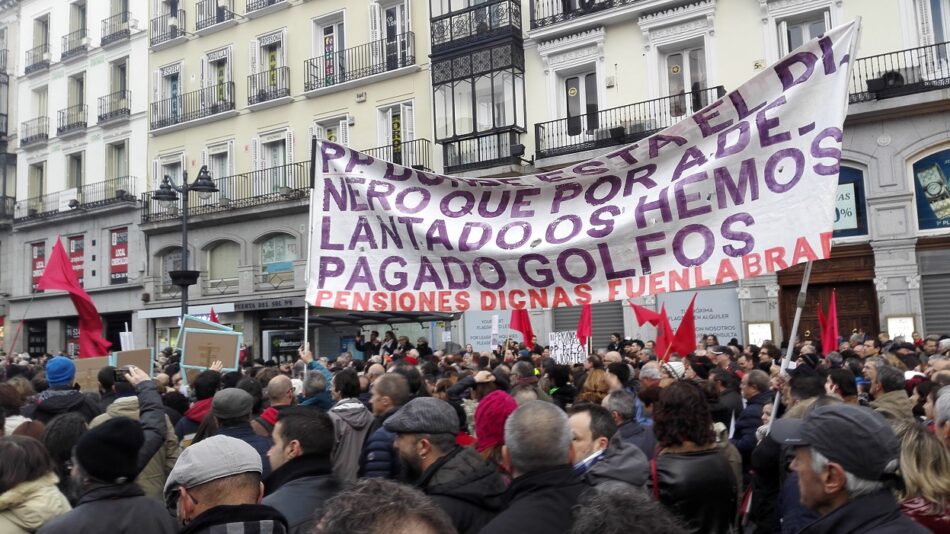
[110,227,129,285]
[833,167,868,237]
[30,242,45,293]
[658,287,743,346]
[912,150,950,230]
[463,311,512,352]
[65,322,80,357]
[68,235,84,287]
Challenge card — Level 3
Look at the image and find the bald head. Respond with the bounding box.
[604,351,622,364]
[367,364,386,381]
[266,375,295,406]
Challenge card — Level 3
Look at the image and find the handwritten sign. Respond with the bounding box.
[549,331,586,365]
[180,328,242,384]
[74,356,111,391]
[114,349,153,376]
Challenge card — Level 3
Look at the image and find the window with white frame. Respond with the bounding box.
[312,116,349,146]
[204,47,231,102]
[251,129,294,195]
[208,241,239,291]
[314,15,345,84]
[778,11,829,55]
[638,1,717,104]
[372,0,411,70]
[915,0,950,65]
[664,43,708,117]
[260,234,296,274]
[203,141,232,199]
[760,0,840,64]
[66,151,84,189]
[378,102,415,165]
[107,140,128,180]
[562,69,598,135]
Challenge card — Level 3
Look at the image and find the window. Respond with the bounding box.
[66,151,84,189]
[204,48,231,102]
[315,16,346,85]
[262,138,286,169]
[665,45,707,116]
[760,0,839,64]
[111,58,128,94]
[378,102,414,164]
[33,15,49,47]
[381,2,410,69]
[260,235,296,273]
[779,12,828,55]
[162,69,180,119]
[912,148,950,230]
[209,241,239,286]
[28,162,45,199]
[563,71,597,135]
[33,86,47,116]
[160,248,182,293]
[68,72,86,107]
[205,141,232,199]
[70,1,87,32]
[833,166,868,238]
[107,140,128,180]
[313,116,349,146]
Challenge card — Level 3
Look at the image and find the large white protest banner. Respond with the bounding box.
[307,22,859,313]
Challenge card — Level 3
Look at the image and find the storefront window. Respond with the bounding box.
[261,234,296,273]
[834,166,868,238]
[912,149,950,230]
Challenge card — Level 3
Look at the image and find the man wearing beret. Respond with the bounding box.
[386,397,505,534]
[23,356,101,423]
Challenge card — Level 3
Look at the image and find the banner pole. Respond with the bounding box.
[767,260,813,434]
[302,136,319,379]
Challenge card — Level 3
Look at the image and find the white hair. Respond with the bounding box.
[936,387,950,425]
[639,363,662,381]
[809,449,885,498]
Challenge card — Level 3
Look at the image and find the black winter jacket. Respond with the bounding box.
[477,465,585,534]
[616,419,656,460]
[179,504,288,534]
[23,387,101,424]
[37,483,176,534]
[263,455,341,534]
[651,448,738,534]
[799,489,931,534]
[418,446,506,534]
[359,409,400,479]
[731,391,772,466]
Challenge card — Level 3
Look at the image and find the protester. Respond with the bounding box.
[300,371,332,410]
[602,390,656,459]
[313,478,457,534]
[869,364,915,424]
[771,404,928,533]
[211,388,273,477]
[570,481,687,534]
[709,369,743,430]
[569,403,648,489]
[263,407,340,534]
[164,435,288,534]
[327,368,373,483]
[895,421,950,531]
[0,436,71,533]
[547,364,576,409]
[386,397,504,533]
[40,412,87,502]
[252,375,296,436]
[174,369,221,443]
[22,357,100,424]
[474,389,518,472]
[732,369,772,471]
[360,373,410,478]
[0,384,29,436]
[576,368,609,404]
[936,388,950,446]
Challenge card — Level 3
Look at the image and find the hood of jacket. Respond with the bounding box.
[183,397,213,424]
[870,390,914,420]
[330,398,372,430]
[0,472,71,530]
[32,389,87,413]
[104,396,140,419]
[264,454,335,496]
[584,434,649,487]
[420,446,506,509]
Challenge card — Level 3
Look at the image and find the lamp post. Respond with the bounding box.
[152,165,218,317]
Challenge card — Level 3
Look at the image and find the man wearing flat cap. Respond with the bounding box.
[211,388,273,477]
[386,397,504,534]
[771,404,928,533]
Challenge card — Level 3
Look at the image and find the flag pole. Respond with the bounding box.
[767,260,813,434]
[302,135,319,379]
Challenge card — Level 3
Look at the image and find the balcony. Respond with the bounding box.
[150,10,186,50]
[443,130,521,173]
[14,177,137,223]
[0,196,13,225]
[197,0,237,34]
[20,117,49,147]
[0,114,7,137]
[362,138,432,171]
[246,0,289,18]
[530,0,635,29]
[849,40,950,104]
[304,31,416,94]
[247,67,291,108]
[256,271,294,291]
[431,0,522,55]
[24,44,50,75]
[57,105,88,136]
[102,12,131,46]
[141,160,311,223]
[150,82,236,133]
[98,90,131,124]
[202,277,239,296]
[535,86,725,160]
[61,28,89,61]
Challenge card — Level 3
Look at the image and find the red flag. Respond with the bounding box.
[656,304,674,362]
[819,290,839,355]
[209,307,220,324]
[629,301,663,327]
[576,303,592,350]
[671,293,698,357]
[37,238,111,357]
[509,308,535,350]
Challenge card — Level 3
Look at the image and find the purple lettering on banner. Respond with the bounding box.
[415,257,445,290]
[674,172,713,219]
[377,216,403,248]
[721,213,756,256]
[587,206,619,238]
[478,190,512,217]
[441,257,472,289]
[318,257,344,287]
[810,127,843,176]
[425,220,454,251]
[714,159,760,209]
[671,146,709,182]
[395,187,431,214]
[348,217,379,249]
[765,148,805,193]
[636,232,666,274]
[818,36,837,75]
[518,254,554,288]
[497,221,532,249]
[634,187,672,229]
[344,177,369,211]
[345,257,377,290]
[379,256,408,291]
[441,190,476,218]
[344,151,375,173]
[459,222,492,252]
[512,188,541,217]
[383,163,413,182]
[320,141,346,173]
[729,90,767,121]
[546,215,582,244]
[323,177,348,211]
[536,170,573,183]
[774,52,817,91]
[365,180,395,210]
[320,216,344,250]
[573,160,608,176]
[649,134,688,159]
[606,144,640,166]
[397,217,423,249]
[416,170,446,186]
[756,96,791,147]
[715,121,750,159]
[623,164,658,195]
[585,175,622,205]
[598,243,637,279]
[552,183,583,214]
[672,224,715,267]
[557,248,596,284]
[473,257,506,289]
[693,99,733,137]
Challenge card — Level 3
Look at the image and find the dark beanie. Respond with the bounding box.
[75,417,144,483]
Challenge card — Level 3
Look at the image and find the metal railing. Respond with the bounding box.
[20,117,49,146]
[534,86,725,159]
[61,28,88,60]
[150,10,185,47]
[99,90,131,122]
[202,277,239,295]
[443,130,520,173]
[247,0,287,13]
[24,43,50,74]
[255,271,294,291]
[849,40,950,103]
[57,104,88,135]
[431,0,522,53]
[362,138,432,171]
[305,31,415,91]
[102,12,131,46]
[141,160,311,223]
[197,0,234,30]
[14,176,136,222]
[531,0,636,28]
[248,67,291,105]
[150,82,235,130]
[0,49,7,72]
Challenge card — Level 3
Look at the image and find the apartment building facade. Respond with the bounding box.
[7,0,150,355]
[0,0,17,351]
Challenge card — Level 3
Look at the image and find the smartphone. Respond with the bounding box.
[114,367,130,382]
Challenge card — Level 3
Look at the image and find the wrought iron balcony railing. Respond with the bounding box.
[150,82,235,130]
[248,67,291,105]
[24,43,50,74]
[197,0,235,30]
[98,90,131,123]
[443,130,521,173]
[20,117,49,147]
[530,0,635,29]
[534,86,725,160]
[304,31,415,91]
[141,160,310,223]
[61,28,88,60]
[849,40,950,103]
[150,10,185,48]
[247,0,287,14]
[362,138,432,171]
[431,0,522,54]
[14,176,136,222]
[57,104,88,135]
[102,12,131,46]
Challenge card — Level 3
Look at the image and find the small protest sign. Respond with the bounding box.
[549,331,587,365]
[74,356,111,391]
[114,349,153,376]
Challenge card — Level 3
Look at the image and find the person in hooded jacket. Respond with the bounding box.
[602,390,656,459]
[0,435,71,533]
[387,397,505,534]
[21,357,101,424]
[568,403,649,489]
[327,369,373,483]
[174,369,221,444]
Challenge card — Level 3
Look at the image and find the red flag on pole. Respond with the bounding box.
[629,301,663,327]
[818,289,838,355]
[671,293,698,357]
[656,305,674,362]
[576,303,592,350]
[209,307,220,324]
[509,308,535,350]
[37,238,112,357]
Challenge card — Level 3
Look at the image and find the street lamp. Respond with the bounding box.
[152,165,218,317]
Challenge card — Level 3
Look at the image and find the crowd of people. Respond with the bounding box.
[0,328,948,533]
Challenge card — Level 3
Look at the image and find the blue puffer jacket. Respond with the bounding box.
[359,409,401,479]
